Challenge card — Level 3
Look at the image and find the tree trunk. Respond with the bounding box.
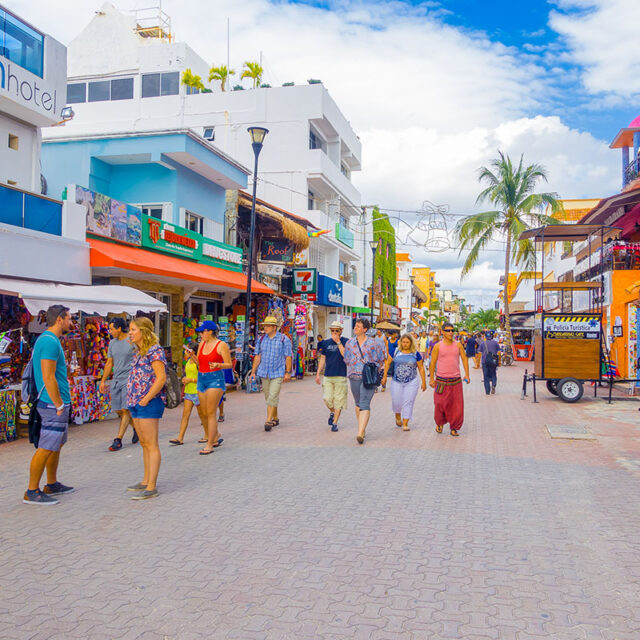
[503,228,512,357]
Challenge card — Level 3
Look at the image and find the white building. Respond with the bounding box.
[0,3,89,285]
[42,3,368,326]
[396,252,413,329]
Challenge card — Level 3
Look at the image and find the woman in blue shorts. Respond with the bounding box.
[196,321,233,455]
[126,317,167,500]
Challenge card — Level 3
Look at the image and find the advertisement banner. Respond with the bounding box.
[543,315,601,339]
[76,185,142,246]
[292,268,317,295]
[201,239,243,271]
[317,274,343,307]
[259,237,294,263]
[142,215,202,260]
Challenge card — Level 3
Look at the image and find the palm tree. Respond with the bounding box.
[208,64,235,92]
[454,151,562,352]
[241,61,263,88]
[469,308,500,332]
[181,68,204,93]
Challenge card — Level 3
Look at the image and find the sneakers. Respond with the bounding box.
[331,424,339,432]
[43,482,74,495]
[127,482,147,491]
[131,489,159,501]
[491,386,496,395]
[132,430,139,444]
[23,489,59,505]
[328,412,335,426]
[109,438,122,451]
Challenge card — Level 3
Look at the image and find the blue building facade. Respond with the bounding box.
[41,130,249,237]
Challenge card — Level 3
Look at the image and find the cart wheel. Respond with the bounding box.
[556,377,583,403]
[546,380,558,396]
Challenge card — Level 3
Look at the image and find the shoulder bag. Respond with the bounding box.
[356,338,382,389]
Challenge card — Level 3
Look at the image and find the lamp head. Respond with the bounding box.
[248,126,269,147]
[369,239,378,252]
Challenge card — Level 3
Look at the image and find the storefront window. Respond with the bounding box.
[0,8,44,78]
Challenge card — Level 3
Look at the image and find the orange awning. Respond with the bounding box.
[89,238,273,294]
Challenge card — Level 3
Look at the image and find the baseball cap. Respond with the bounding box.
[195,320,219,332]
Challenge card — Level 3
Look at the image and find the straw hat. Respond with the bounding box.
[329,321,343,330]
[261,316,279,326]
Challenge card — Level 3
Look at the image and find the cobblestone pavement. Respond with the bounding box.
[1,363,640,640]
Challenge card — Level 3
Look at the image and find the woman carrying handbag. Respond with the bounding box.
[343,318,386,444]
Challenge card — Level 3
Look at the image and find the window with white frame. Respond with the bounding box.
[184,210,204,234]
[135,203,169,221]
[309,126,326,153]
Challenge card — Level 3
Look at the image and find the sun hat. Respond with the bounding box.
[261,316,279,326]
[329,321,343,330]
[195,320,218,332]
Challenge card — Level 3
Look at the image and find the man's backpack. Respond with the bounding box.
[21,353,43,448]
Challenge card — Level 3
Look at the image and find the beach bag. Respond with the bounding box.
[357,340,381,389]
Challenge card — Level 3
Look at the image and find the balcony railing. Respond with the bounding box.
[624,159,639,186]
[575,241,640,280]
[0,183,62,235]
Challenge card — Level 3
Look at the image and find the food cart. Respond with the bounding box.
[509,311,535,361]
[520,224,621,403]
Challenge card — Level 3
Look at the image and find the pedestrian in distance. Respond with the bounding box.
[126,317,167,500]
[195,321,232,455]
[387,331,400,359]
[249,316,293,431]
[169,341,207,445]
[465,332,480,370]
[478,330,500,395]
[429,321,470,437]
[419,331,429,361]
[23,305,74,505]
[315,320,348,432]
[344,318,386,444]
[100,317,137,452]
[382,333,427,431]
[375,327,389,391]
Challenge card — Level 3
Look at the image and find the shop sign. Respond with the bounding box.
[543,315,601,339]
[259,237,294,263]
[317,274,343,307]
[142,215,202,260]
[201,239,243,271]
[292,268,317,295]
[613,325,623,337]
[335,223,354,249]
[260,275,280,291]
[293,247,309,267]
[76,185,142,245]
[260,263,284,277]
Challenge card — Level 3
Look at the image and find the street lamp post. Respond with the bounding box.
[369,239,378,325]
[243,126,269,378]
[409,274,415,327]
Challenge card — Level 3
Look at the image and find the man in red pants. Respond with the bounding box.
[429,322,470,437]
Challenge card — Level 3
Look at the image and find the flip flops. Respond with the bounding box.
[169,439,183,445]
[199,448,215,455]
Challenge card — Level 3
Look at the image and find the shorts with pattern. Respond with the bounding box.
[110,379,128,412]
[262,377,283,407]
[36,402,70,452]
[322,376,348,411]
[184,392,200,406]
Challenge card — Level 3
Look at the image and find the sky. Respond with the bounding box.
[7,0,640,308]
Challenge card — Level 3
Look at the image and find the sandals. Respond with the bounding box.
[169,439,183,445]
[395,417,402,427]
[450,429,459,437]
[199,448,215,455]
[435,425,443,434]
[402,426,410,432]
[356,434,365,444]
[212,438,224,448]
[218,415,225,423]
[264,421,276,432]
[198,438,208,443]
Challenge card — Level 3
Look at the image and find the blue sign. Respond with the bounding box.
[317,274,343,307]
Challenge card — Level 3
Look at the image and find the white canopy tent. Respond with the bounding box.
[0,278,167,316]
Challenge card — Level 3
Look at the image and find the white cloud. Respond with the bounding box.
[6,0,623,307]
[550,0,640,96]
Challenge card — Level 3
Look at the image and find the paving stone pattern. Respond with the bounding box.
[1,363,640,639]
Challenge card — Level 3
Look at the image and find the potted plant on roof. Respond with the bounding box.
[208,64,235,92]
[241,61,264,89]
[181,68,205,94]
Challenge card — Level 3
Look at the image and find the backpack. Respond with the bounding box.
[21,354,43,448]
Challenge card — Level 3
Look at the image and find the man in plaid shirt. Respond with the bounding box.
[249,316,292,431]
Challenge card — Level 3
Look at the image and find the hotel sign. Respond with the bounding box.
[142,215,202,260]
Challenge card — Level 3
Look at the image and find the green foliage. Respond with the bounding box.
[181,68,204,91]
[372,206,397,306]
[233,84,245,91]
[307,78,322,84]
[282,82,295,87]
[260,83,272,88]
[454,151,563,347]
[463,308,500,332]
[208,64,235,91]
[241,61,264,88]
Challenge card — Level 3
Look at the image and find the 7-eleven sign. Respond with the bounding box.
[293,268,317,295]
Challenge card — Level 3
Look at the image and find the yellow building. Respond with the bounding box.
[498,273,517,304]
[547,198,602,222]
[412,267,438,308]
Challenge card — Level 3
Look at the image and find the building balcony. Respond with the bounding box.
[0,183,63,235]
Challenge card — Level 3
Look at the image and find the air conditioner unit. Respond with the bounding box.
[203,127,215,141]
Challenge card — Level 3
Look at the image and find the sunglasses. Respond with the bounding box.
[442,329,454,333]
[330,329,342,333]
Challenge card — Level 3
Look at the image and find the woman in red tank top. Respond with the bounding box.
[429,322,470,437]
[195,321,232,455]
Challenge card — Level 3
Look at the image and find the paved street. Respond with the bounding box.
[1,362,640,640]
